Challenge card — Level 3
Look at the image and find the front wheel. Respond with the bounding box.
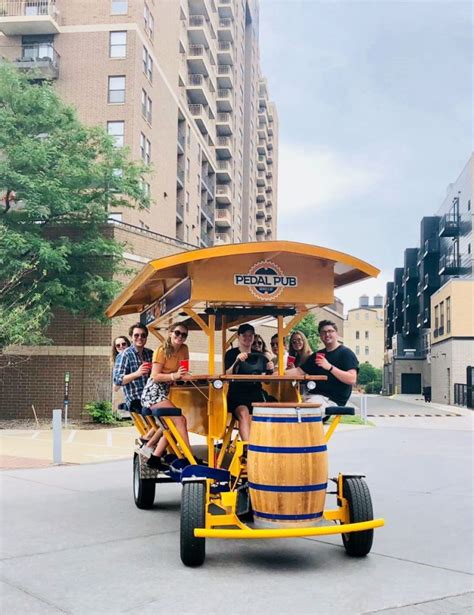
[180,481,206,567]
[341,477,374,557]
[133,454,156,509]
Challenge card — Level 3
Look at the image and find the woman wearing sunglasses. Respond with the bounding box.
[141,323,195,469]
[111,336,131,393]
[251,334,271,359]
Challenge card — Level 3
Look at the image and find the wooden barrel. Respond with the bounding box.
[247,403,328,527]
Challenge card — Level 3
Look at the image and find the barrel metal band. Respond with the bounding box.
[252,416,322,423]
[253,510,324,521]
[248,444,327,454]
[249,481,327,492]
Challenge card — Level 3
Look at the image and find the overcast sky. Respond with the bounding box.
[258,0,472,311]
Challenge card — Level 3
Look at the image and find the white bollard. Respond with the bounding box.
[53,409,62,464]
[361,395,368,423]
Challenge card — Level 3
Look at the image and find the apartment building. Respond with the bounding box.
[0,0,279,419]
[345,295,384,368]
[0,0,278,245]
[383,155,473,405]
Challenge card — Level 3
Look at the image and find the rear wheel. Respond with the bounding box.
[133,454,155,510]
[180,481,206,567]
[341,477,374,557]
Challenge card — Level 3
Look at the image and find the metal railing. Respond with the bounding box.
[218,41,232,51]
[0,0,57,17]
[216,136,231,146]
[219,18,232,28]
[217,112,231,122]
[217,88,231,98]
[189,15,205,27]
[218,64,232,75]
[454,383,472,408]
[188,103,204,116]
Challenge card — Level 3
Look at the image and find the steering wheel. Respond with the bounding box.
[234,352,271,376]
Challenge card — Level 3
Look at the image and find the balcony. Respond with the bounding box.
[439,212,460,237]
[0,0,60,35]
[403,265,418,283]
[12,42,59,79]
[265,211,272,221]
[216,87,233,112]
[217,63,233,88]
[176,195,184,221]
[257,138,266,155]
[215,207,232,228]
[201,175,214,198]
[217,40,233,65]
[256,222,265,235]
[188,103,212,135]
[216,112,232,136]
[256,187,265,203]
[438,253,462,276]
[215,184,231,204]
[187,73,215,106]
[200,201,214,225]
[187,44,213,77]
[423,237,439,257]
[256,205,265,218]
[215,231,231,244]
[218,18,233,42]
[216,159,232,182]
[217,0,234,19]
[257,155,266,171]
[216,135,232,159]
[266,199,272,208]
[176,168,185,189]
[188,14,211,46]
[177,132,185,155]
[256,170,266,187]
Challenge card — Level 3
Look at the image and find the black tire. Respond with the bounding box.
[133,454,155,510]
[341,477,374,557]
[180,481,206,567]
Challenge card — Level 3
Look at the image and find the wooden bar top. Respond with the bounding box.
[253,402,322,408]
[173,374,328,383]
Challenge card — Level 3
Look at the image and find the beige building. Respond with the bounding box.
[0,0,278,245]
[0,0,279,420]
[430,279,474,405]
[345,295,384,368]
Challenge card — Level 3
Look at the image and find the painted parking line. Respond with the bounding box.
[66,430,76,443]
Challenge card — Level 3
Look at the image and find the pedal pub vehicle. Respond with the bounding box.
[106,241,385,567]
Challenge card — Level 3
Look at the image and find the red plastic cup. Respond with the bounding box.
[316,353,325,363]
[142,361,152,371]
[180,359,189,372]
[286,355,296,368]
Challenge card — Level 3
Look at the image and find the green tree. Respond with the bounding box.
[358,362,382,393]
[0,64,149,349]
[292,313,319,351]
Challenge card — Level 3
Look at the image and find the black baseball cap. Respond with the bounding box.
[237,323,255,335]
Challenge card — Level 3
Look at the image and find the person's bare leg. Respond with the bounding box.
[235,406,251,441]
[152,416,190,458]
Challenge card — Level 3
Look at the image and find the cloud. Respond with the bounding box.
[277,143,385,215]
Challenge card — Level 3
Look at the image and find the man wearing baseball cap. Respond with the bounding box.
[225,323,274,440]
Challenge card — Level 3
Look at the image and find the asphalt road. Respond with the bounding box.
[1,415,473,615]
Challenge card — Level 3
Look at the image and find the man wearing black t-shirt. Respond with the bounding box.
[286,320,359,409]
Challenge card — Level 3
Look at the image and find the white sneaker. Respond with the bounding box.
[139,446,153,459]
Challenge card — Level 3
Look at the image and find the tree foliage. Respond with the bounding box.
[358,362,383,393]
[292,313,319,351]
[0,64,150,349]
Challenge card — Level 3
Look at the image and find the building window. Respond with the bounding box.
[434,305,439,330]
[186,191,190,213]
[142,46,153,81]
[365,331,369,339]
[356,331,359,340]
[355,345,360,355]
[109,31,127,58]
[141,89,152,123]
[111,0,128,15]
[144,3,154,39]
[365,346,369,355]
[446,297,451,333]
[108,76,125,103]
[440,300,444,330]
[140,132,151,163]
[356,313,360,320]
[107,121,124,147]
[186,157,190,180]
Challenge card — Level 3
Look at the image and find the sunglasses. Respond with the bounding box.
[254,341,263,346]
[173,330,188,339]
[133,333,147,339]
[115,342,128,348]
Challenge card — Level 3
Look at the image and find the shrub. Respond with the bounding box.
[85,401,118,424]
[364,380,382,394]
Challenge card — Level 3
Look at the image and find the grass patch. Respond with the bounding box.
[328,415,375,427]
